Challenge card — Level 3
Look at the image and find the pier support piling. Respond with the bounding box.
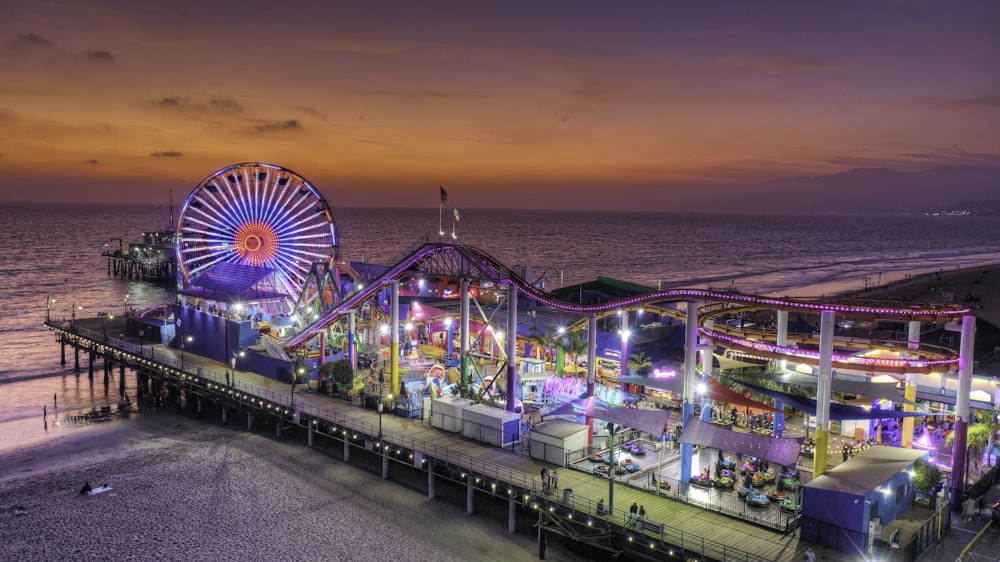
[428,463,435,499]
[74,346,80,372]
[308,421,314,447]
[466,478,474,514]
[222,407,228,425]
[247,413,252,431]
[382,452,389,479]
[508,496,516,533]
[343,437,350,463]
[60,340,66,365]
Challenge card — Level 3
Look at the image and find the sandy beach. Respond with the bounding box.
[0,411,573,562]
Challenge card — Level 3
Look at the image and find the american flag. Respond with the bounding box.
[440,186,450,207]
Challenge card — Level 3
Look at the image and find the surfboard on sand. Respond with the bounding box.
[88,485,113,495]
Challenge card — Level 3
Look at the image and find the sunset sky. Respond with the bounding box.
[1,1,997,211]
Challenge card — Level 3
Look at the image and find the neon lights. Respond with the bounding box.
[177,163,339,298]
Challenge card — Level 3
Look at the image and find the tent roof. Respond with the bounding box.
[192,262,276,293]
[729,378,942,420]
[747,372,916,406]
[806,446,926,496]
[679,418,803,467]
[544,396,670,435]
[550,276,655,301]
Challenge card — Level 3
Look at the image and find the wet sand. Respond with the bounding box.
[0,411,572,561]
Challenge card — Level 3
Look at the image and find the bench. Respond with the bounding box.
[629,517,664,535]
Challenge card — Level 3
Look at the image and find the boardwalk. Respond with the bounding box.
[50,318,912,562]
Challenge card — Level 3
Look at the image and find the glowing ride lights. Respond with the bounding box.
[176,163,339,302]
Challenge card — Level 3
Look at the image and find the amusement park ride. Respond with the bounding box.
[152,162,977,508]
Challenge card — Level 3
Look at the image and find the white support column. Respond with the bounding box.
[776,310,789,369]
[951,315,977,508]
[680,300,700,483]
[814,310,835,476]
[506,284,518,412]
[390,281,400,398]
[586,314,598,446]
[461,278,471,386]
[428,463,436,499]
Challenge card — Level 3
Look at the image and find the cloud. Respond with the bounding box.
[150,151,183,158]
[210,98,243,112]
[9,32,54,50]
[151,96,243,115]
[712,56,846,73]
[921,96,1000,109]
[570,78,617,103]
[255,120,301,132]
[356,89,491,100]
[329,42,407,55]
[83,50,116,63]
[0,109,17,122]
[85,159,99,165]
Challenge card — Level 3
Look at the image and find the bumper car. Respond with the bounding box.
[623,461,641,473]
[737,486,754,498]
[739,462,757,475]
[718,468,734,478]
[712,476,734,488]
[595,464,610,476]
[779,499,801,513]
[658,480,672,491]
[778,467,796,479]
[589,452,605,462]
[767,489,788,503]
[782,478,802,491]
[689,474,713,488]
[631,444,647,456]
[750,473,767,487]
[759,472,775,484]
[746,491,770,508]
[717,459,735,471]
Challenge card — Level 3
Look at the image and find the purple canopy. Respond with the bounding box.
[679,418,803,467]
[729,378,944,421]
[544,396,671,435]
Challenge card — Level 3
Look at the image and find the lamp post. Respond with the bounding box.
[123,293,129,316]
[46,296,55,322]
[607,422,616,513]
[102,313,114,342]
[180,331,191,368]
[377,368,385,439]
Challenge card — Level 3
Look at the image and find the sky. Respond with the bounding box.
[0,0,998,211]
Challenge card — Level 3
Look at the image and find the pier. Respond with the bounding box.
[47,316,961,562]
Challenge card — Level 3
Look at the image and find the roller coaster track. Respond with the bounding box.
[285,243,970,373]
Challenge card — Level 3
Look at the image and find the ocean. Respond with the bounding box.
[2,202,1000,451]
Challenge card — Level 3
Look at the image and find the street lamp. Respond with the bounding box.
[71,302,82,325]
[102,313,114,342]
[46,296,56,322]
[607,423,616,513]
[180,332,191,367]
[377,368,386,439]
[123,293,129,316]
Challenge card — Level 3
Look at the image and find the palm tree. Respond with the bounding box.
[628,352,653,377]
[527,325,567,377]
[565,329,588,376]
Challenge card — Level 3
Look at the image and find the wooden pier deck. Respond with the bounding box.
[48,318,864,562]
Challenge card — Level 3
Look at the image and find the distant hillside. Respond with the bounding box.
[699,165,1000,214]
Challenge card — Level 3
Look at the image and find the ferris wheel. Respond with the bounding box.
[176,163,338,299]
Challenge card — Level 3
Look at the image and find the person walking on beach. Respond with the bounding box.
[53,393,57,407]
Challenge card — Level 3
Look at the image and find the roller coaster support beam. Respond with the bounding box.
[699,318,714,423]
[902,321,921,448]
[586,314,597,446]
[390,281,400,398]
[680,300,700,483]
[775,310,789,437]
[506,283,518,412]
[349,310,357,376]
[951,315,976,509]
[814,310,835,477]
[461,278,471,386]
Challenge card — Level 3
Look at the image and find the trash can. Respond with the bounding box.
[562,488,573,503]
[855,427,865,441]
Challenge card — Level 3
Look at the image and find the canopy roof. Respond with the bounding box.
[181,262,288,302]
[744,372,916,405]
[544,396,670,435]
[679,418,803,467]
[806,446,926,496]
[729,378,943,420]
[616,375,786,414]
